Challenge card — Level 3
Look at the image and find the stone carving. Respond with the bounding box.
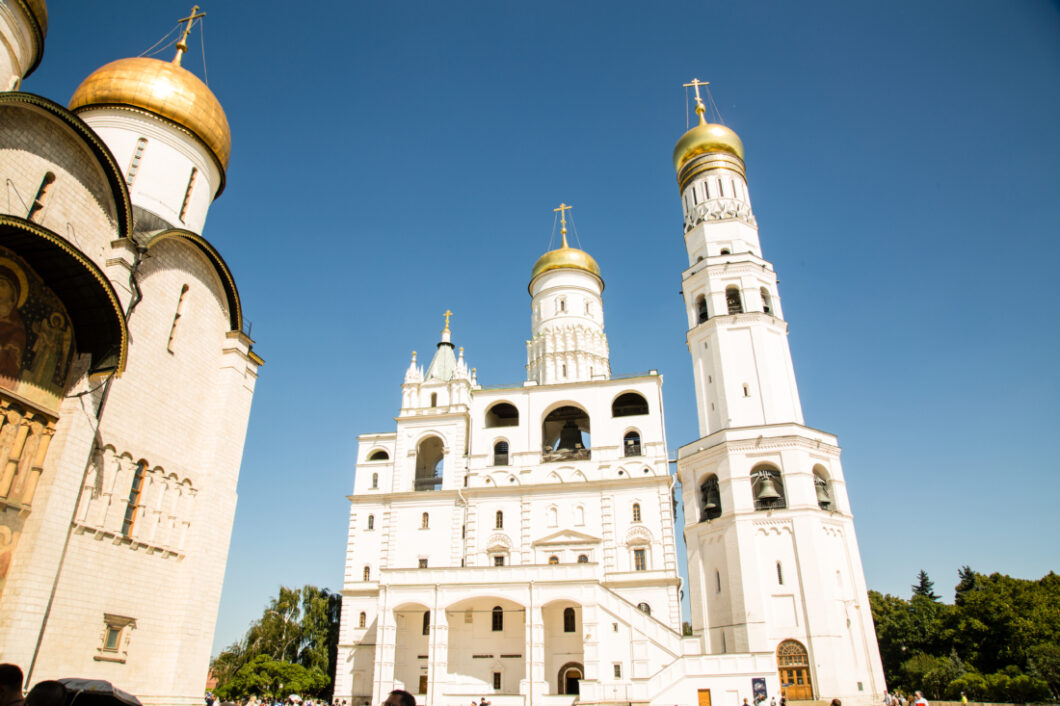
[684,198,757,231]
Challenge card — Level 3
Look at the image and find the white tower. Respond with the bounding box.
[0,0,47,90]
[526,203,610,385]
[673,81,886,705]
[67,9,228,235]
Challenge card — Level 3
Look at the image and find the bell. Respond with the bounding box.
[556,420,583,451]
[815,481,832,506]
[703,499,718,511]
[755,475,782,502]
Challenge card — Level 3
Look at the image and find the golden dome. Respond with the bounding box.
[20,0,48,36]
[673,118,744,172]
[530,234,602,284]
[69,57,231,170]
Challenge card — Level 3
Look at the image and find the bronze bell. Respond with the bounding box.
[816,480,832,506]
[556,420,583,451]
[755,475,782,501]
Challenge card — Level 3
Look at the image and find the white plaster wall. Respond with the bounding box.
[79,108,221,234]
[0,0,37,90]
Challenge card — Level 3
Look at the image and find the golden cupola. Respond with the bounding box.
[68,19,230,172]
[530,203,602,291]
[673,80,745,191]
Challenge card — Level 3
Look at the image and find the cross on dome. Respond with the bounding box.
[443,309,453,331]
[683,78,709,124]
[174,5,206,67]
[554,202,572,247]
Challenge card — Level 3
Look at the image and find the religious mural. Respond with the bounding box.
[0,246,68,595]
[0,246,75,413]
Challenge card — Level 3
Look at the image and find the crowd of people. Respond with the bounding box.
[1,664,76,706]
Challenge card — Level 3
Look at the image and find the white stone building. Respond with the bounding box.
[336,86,886,706]
[0,5,260,705]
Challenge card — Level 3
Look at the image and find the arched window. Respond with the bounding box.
[492,606,503,631]
[358,612,366,628]
[695,295,709,323]
[415,436,444,491]
[126,137,148,186]
[632,502,642,523]
[563,607,576,632]
[761,287,773,315]
[623,431,641,457]
[777,640,813,700]
[726,285,744,314]
[179,167,197,222]
[422,611,430,635]
[166,284,189,353]
[612,393,648,417]
[700,474,721,521]
[485,403,519,428]
[421,512,429,529]
[751,466,787,511]
[27,171,56,222]
[367,514,374,530]
[577,554,588,563]
[495,510,504,529]
[122,461,146,538]
[371,472,379,489]
[548,555,559,565]
[363,566,371,581]
[493,440,509,466]
[542,405,590,461]
[368,449,389,461]
[814,469,833,510]
[558,297,566,313]
[637,602,651,615]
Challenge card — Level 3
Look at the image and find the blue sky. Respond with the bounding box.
[25,1,1060,656]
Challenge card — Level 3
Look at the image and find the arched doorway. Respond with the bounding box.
[557,662,583,695]
[777,639,813,700]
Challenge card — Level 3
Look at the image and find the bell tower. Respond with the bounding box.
[673,80,886,705]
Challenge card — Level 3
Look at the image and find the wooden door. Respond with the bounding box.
[698,689,712,706]
[418,674,428,694]
[777,639,813,700]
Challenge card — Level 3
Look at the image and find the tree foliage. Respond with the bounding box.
[870,570,1060,703]
[211,585,342,700]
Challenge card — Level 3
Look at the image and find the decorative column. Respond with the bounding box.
[372,587,397,704]
[427,589,448,705]
[522,583,547,701]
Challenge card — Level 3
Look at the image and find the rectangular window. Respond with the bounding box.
[633,548,646,571]
[493,672,502,690]
[419,558,428,568]
[613,663,622,679]
[96,614,136,663]
[494,555,505,567]
[103,627,121,651]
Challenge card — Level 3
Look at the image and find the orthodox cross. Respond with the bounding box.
[554,202,572,243]
[683,78,709,120]
[443,309,453,330]
[173,5,206,66]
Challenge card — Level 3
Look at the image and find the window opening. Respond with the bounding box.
[121,461,146,538]
[126,138,148,186]
[548,555,559,565]
[632,502,642,523]
[751,467,787,510]
[633,548,646,572]
[743,384,750,397]
[542,405,590,461]
[27,171,56,222]
[624,431,641,457]
[577,554,588,563]
[700,475,721,521]
[485,403,519,427]
[367,514,374,530]
[493,440,509,466]
[493,555,505,567]
[419,558,428,569]
[492,606,503,631]
[421,512,429,529]
[715,569,722,593]
[167,284,190,353]
[563,607,576,632]
[726,286,744,314]
[363,566,370,581]
[777,561,784,585]
[696,295,709,323]
[493,673,502,690]
[612,393,648,417]
[814,471,833,510]
[179,167,197,223]
[368,449,389,460]
[430,392,438,407]
[495,510,504,529]
[415,436,444,491]
[358,612,366,628]
[371,472,378,489]
[421,610,430,635]
[637,602,651,615]
[761,287,773,315]
[613,664,622,679]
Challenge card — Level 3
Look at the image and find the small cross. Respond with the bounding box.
[443,309,453,330]
[683,78,709,121]
[173,5,206,66]
[554,202,572,239]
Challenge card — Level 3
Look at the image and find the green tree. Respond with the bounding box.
[215,655,328,701]
[1027,642,1060,698]
[912,570,940,601]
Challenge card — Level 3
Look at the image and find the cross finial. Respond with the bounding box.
[443,309,453,330]
[554,202,572,247]
[683,78,710,125]
[173,5,206,66]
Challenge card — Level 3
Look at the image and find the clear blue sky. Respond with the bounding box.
[25,1,1060,656]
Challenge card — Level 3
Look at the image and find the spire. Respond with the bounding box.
[173,5,206,67]
[424,310,457,381]
[683,78,709,126]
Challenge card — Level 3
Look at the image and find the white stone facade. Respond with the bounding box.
[0,13,259,706]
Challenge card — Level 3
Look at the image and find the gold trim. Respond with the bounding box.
[0,215,129,376]
[677,152,747,192]
[0,92,134,237]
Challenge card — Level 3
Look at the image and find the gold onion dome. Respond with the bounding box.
[21,0,48,36]
[69,56,231,170]
[530,234,602,283]
[672,112,744,172]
